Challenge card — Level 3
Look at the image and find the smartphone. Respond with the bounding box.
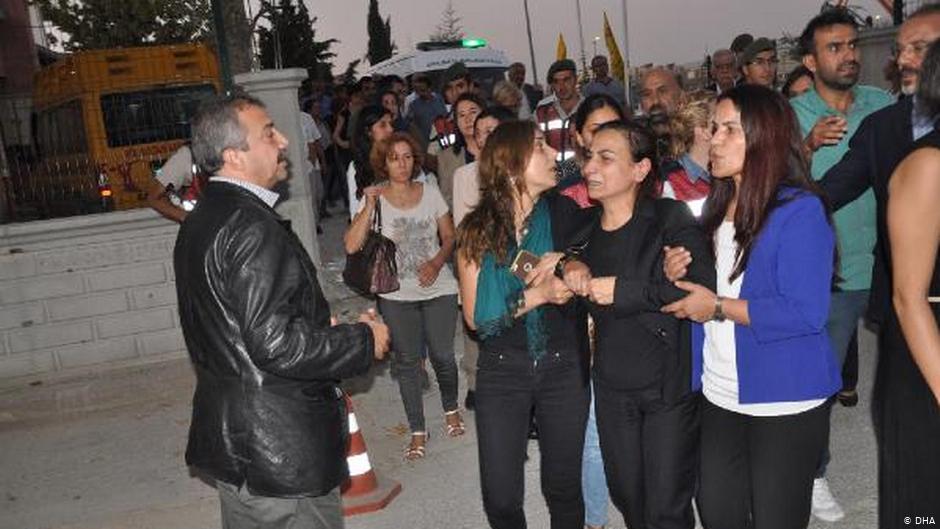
[510,250,540,281]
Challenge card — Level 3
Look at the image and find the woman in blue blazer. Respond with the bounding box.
[663,85,841,529]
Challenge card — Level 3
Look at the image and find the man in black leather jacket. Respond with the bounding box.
[174,93,390,528]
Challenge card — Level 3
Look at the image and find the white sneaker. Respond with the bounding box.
[812,477,846,522]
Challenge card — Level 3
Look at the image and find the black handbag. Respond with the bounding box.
[343,201,400,295]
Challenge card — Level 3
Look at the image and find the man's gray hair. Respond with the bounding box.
[190,93,265,175]
[712,48,734,61]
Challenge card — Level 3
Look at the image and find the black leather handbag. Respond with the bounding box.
[343,202,400,295]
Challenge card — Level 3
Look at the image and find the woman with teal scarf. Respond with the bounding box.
[457,120,594,529]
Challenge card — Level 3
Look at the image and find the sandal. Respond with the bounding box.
[444,410,465,437]
[404,432,427,461]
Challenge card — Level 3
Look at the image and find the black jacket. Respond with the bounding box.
[584,198,715,402]
[174,182,374,497]
[818,97,913,324]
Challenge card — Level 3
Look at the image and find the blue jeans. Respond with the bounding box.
[582,382,610,527]
[826,290,869,368]
[817,289,868,478]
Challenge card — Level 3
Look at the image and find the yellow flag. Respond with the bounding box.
[603,12,625,83]
[556,33,568,60]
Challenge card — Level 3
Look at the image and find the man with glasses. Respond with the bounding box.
[815,8,940,526]
[738,37,778,88]
[819,3,940,327]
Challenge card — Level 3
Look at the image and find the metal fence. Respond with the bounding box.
[1,121,185,224]
[0,83,209,224]
[1,149,135,223]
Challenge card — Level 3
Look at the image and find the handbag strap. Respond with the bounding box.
[372,199,383,232]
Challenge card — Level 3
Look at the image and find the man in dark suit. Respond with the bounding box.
[817,8,940,527]
[175,93,390,528]
[819,5,940,326]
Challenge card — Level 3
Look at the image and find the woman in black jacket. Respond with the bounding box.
[562,120,714,529]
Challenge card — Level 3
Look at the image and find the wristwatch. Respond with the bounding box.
[554,253,578,279]
[712,296,727,322]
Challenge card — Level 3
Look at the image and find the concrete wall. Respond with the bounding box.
[0,209,184,379]
[0,68,321,381]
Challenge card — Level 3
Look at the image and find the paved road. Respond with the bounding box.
[0,211,878,529]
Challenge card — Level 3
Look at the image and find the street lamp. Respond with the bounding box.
[593,36,600,59]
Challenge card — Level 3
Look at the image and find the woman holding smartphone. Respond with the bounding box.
[457,120,593,529]
[663,85,840,529]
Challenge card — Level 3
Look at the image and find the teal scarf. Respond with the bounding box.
[473,198,553,360]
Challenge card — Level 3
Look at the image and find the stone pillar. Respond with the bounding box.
[233,69,321,265]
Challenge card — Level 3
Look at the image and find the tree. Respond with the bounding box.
[429,0,464,42]
[367,0,394,65]
[219,0,253,75]
[340,59,362,84]
[34,0,211,51]
[257,0,337,80]
[773,32,798,59]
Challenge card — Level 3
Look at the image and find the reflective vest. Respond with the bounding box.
[432,115,457,150]
[535,101,576,162]
[166,161,208,212]
[659,163,711,217]
[180,165,208,211]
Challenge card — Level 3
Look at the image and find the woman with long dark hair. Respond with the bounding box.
[457,120,593,529]
[451,105,515,411]
[345,104,393,220]
[662,85,841,529]
[565,119,713,529]
[438,93,486,211]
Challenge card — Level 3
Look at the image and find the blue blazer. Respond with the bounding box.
[692,189,842,404]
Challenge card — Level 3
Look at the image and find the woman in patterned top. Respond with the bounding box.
[344,132,462,460]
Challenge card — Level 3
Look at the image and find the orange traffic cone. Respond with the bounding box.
[341,393,402,516]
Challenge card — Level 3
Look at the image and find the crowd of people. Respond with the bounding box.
[165,4,940,529]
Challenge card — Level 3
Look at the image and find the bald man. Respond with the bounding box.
[639,67,685,135]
